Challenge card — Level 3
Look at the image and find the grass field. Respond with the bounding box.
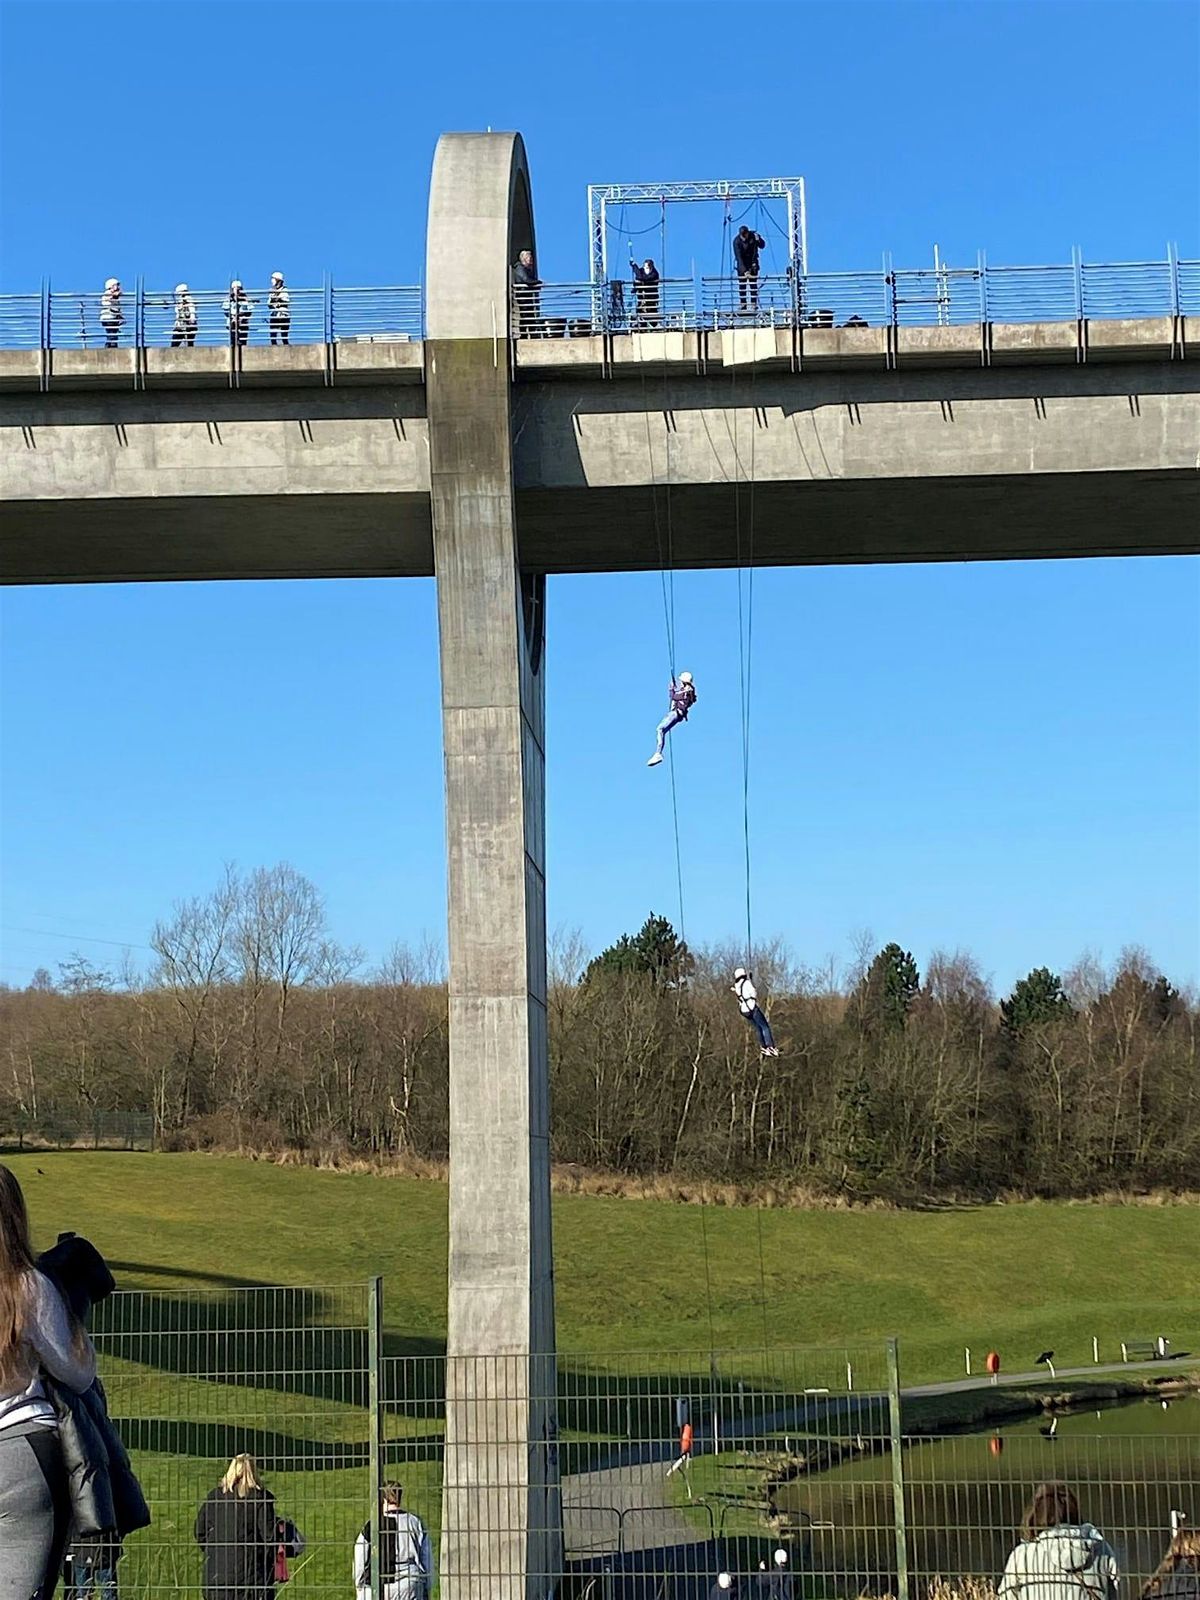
[7,1150,1196,1598]
[10,1149,1198,1379]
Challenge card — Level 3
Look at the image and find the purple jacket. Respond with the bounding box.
[669,680,697,717]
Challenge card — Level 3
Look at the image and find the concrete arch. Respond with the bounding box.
[425,132,559,1600]
[426,131,535,341]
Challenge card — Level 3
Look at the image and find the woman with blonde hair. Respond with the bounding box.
[1141,1529,1200,1600]
[194,1453,279,1600]
[0,1162,97,1600]
[998,1482,1119,1600]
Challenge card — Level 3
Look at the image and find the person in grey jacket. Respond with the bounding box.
[998,1483,1118,1600]
[354,1484,432,1600]
[99,280,124,348]
[171,285,197,348]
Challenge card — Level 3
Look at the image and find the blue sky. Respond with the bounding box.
[1,0,1198,995]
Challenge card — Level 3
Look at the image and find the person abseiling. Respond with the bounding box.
[733,967,779,1057]
[647,672,696,767]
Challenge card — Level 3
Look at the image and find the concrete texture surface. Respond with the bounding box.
[426,133,561,1600]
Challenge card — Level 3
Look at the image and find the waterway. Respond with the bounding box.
[776,1394,1198,1596]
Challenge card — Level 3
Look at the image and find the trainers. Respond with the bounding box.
[647,753,663,767]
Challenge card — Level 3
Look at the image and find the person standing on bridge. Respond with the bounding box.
[630,256,661,326]
[223,281,254,347]
[99,279,124,347]
[171,285,197,348]
[734,225,766,311]
[268,273,290,345]
[733,968,779,1058]
[647,672,696,767]
[511,248,541,337]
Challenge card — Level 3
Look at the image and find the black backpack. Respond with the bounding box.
[360,1519,399,1584]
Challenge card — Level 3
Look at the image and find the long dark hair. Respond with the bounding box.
[1022,1482,1083,1539]
[0,1164,38,1389]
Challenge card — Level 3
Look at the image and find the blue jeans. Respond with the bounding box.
[743,1006,776,1051]
[655,709,685,754]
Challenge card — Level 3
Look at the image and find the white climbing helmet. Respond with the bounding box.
[104,278,119,290]
[678,671,693,685]
[774,1548,789,1566]
[175,283,188,294]
[271,271,284,284]
[734,967,747,980]
[230,279,243,292]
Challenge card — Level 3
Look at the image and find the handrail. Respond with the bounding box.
[0,257,1194,349]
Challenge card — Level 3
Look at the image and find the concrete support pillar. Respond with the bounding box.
[425,133,560,1600]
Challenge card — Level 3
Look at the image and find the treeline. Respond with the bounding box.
[1,866,1197,1199]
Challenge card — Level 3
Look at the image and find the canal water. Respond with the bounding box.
[776,1394,1198,1596]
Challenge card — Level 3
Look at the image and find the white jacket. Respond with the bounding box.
[733,975,758,1015]
[998,1525,1119,1600]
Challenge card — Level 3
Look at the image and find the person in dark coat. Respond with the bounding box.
[733,225,766,310]
[630,257,661,325]
[511,249,541,336]
[195,1454,279,1600]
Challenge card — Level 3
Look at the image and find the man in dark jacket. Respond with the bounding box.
[734,225,766,310]
[511,249,541,336]
[630,256,661,325]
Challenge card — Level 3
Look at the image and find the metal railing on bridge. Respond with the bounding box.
[0,281,423,350]
[1,254,1196,351]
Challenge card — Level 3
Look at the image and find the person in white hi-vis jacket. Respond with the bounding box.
[353,1484,432,1600]
[733,967,779,1057]
[998,1483,1118,1600]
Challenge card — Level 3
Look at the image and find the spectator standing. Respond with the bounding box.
[171,285,197,348]
[99,280,124,348]
[354,1484,433,1600]
[268,273,290,345]
[1141,1530,1200,1600]
[733,225,766,311]
[511,249,541,336]
[998,1483,1118,1600]
[223,281,254,347]
[0,1164,97,1600]
[195,1454,280,1600]
[630,257,661,325]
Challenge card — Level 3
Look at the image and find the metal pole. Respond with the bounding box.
[887,1338,911,1600]
[368,1275,383,1600]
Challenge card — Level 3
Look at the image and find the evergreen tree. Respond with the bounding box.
[1000,966,1072,1034]
[849,943,920,1035]
[583,913,693,989]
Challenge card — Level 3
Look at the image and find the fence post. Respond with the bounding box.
[368,1275,384,1600]
[887,1337,911,1600]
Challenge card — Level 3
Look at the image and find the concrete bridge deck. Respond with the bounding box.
[2,317,1198,585]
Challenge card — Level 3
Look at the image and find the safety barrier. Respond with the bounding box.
[0,282,423,350]
[1,257,1196,349]
[87,1283,1196,1600]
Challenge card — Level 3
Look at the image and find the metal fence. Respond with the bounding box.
[0,1108,154,1150]
[0,283,423,349]
[1,254,1196,352]
[85,1283,1197,1600]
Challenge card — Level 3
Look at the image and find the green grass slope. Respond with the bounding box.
[11,1150,1198,1381]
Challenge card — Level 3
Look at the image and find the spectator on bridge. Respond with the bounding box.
[1141,1530,1200,1600]
[511,248,541,336]
[0,1164,97,1600]
[734,226,766,311]
[99,279,124,348]
[630,256,661,325]
[354,1483,432,1600]
[733,968,780,1058]
[647,672,696,767]
[998,1483,1118,1600]
[195,1454,281,1600]
[171,285,198,348]
[842,314,869,329]
[268,273,290,346]
[223,281,254,347]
